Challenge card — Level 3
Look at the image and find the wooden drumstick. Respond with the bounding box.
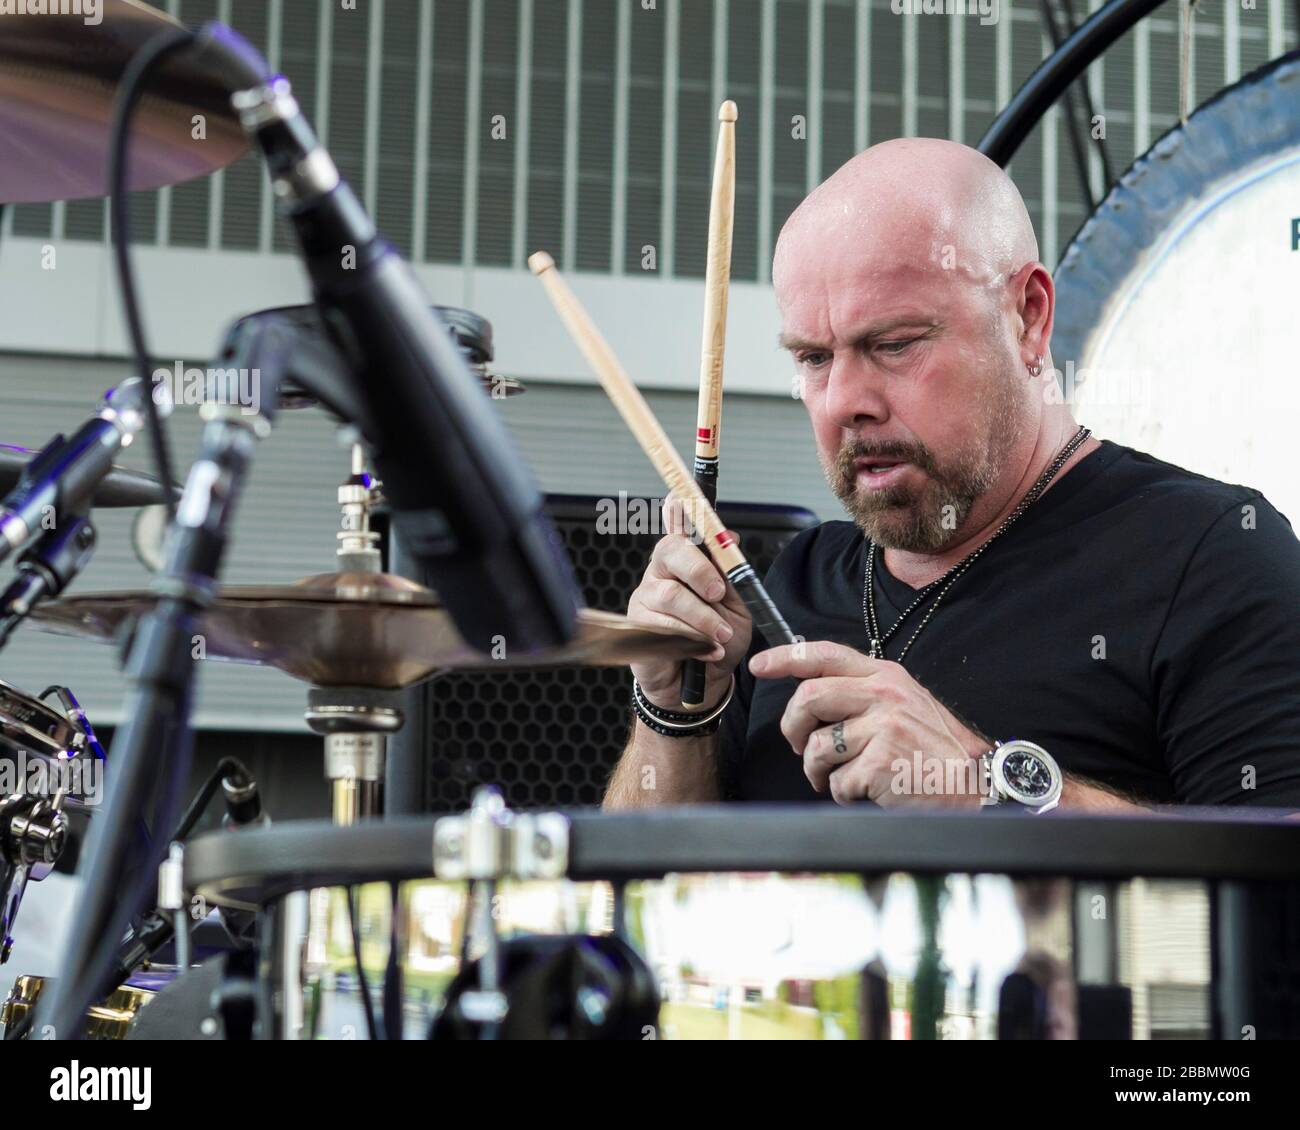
[529,250,796,657]
[681,100,738,707]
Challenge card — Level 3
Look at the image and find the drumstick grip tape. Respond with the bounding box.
[726,563,796,649]
[679,466,717,708]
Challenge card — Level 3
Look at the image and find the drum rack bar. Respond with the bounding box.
[184,806,1300,911]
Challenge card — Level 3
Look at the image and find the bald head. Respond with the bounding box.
[773,138,1038,301]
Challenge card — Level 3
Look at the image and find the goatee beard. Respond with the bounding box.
[828,430,1007,553]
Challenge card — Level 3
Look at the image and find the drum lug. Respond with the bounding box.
[432,786,568,882]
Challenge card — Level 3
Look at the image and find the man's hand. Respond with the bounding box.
[626,494,753,713]
[750,640,989,807]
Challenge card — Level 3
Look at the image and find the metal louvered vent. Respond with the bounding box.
[4,1,1294,278]
[390,495,818,812]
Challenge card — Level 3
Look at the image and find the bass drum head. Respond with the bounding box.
[1052,49,1300,525]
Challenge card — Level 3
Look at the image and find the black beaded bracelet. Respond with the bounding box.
[631,676,735,739]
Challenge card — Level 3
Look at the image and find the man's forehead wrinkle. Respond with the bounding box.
[780,288,943,352]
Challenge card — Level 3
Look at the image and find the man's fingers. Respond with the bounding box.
[779,676,874,757]
[752,640,885,681]
[627,604,728,661]
[663,495,741,551]
[650,533,727,604]
[638,576,734,644]
[801,713,873,794]
[662,493,686,537]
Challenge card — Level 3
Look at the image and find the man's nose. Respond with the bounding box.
[824,354,889,431]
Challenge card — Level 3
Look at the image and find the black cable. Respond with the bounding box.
[1040,0,1097,216]
[383,881,404,1040]
[978,0,1169,168]
[347,887,380,1040]
[34,24,205,1042]
[1059,0,1116,189]
[32,21,275,1042]
[109,26,194,522]
[172,756,252,843]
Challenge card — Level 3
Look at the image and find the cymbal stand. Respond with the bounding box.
[434,787,570,1039]
[308,445,403,828]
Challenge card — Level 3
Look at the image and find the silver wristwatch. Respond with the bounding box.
[980,740,1063,813]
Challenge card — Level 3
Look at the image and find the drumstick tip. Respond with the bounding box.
[719,100,738,123]
[528,251,556,276]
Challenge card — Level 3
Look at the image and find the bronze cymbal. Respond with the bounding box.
[0,0,249,204]
[0,444,177,508]
[25,573,714,689]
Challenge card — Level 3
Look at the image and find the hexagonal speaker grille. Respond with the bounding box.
[388,495,818,812]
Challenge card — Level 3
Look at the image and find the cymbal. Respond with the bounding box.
[24,573,714,689]
[0,444,177,508]
[0,0,250,204]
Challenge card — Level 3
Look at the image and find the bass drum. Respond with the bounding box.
[1051,50,1300,527]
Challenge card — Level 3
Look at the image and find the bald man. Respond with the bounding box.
[608,139,1300,812]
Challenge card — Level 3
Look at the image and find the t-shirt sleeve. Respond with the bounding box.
[1152,493,1300,807]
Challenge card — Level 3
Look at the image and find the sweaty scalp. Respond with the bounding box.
[772,138,1040,300]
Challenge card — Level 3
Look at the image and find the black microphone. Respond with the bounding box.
[0,380,151,565]
[0,515,96,649]
[219,40,578,654]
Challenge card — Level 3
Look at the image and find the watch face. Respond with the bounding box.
[1002,749,1053,799]
[992,741,1063,809]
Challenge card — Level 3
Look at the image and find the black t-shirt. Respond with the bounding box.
[719,440,1300,807]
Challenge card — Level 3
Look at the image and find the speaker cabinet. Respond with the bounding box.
[387,494,819,813]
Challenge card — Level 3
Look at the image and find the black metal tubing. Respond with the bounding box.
[1038,0,1095,213]
[978,0,1170,168]
[186,808,1300,911]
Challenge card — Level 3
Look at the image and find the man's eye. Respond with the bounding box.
[878,339,917,355]
[797,351,831,368]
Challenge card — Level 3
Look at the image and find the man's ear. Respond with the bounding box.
[1015,262,1055,366]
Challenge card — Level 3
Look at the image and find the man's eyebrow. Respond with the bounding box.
[777,332,824,351]
[778,317,939,352]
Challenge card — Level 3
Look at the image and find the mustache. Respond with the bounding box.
[834,438,940,481]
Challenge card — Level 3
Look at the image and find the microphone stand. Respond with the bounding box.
[0,509,97,651]
[37,319,293,1039]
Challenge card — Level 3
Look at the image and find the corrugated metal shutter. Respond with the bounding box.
[6,0,1295,272]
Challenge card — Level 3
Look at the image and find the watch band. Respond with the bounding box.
[632,676,734,738]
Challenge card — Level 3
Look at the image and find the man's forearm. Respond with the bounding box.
[603,719,721,808]
[1059,775,1147,813]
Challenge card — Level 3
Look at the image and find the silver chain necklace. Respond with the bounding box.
[862,426,1091,663]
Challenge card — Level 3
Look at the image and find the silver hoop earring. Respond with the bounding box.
[1028,355,1044,377]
